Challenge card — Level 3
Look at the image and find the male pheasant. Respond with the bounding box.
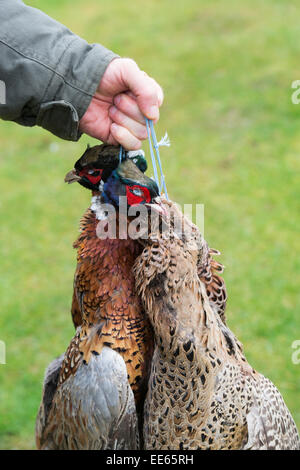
[131,198,300,450]
[36,145,157,449]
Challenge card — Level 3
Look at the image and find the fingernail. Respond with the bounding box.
[114,95,121,105]
[148,106,159,120]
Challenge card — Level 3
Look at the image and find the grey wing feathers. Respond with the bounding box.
[36,347,139,450]
[36,353,64,447]
[244,376,300,450]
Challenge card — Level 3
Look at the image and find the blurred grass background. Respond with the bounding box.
[0,0,299,449]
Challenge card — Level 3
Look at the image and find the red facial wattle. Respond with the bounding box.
[79,169,103,185]
[126,185,151,206]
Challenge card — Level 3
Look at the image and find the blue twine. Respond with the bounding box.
[119,145,125,163]
[118,118,169,200]
[147,119,169,200]
[145,118,159,188]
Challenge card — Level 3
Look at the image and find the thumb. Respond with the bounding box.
[120,59,163,120]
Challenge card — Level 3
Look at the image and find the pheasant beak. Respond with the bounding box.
[64,169,81,184]
[145,198,168,217]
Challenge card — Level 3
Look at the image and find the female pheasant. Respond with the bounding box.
[132,198,300,450]
[36,145,157,450]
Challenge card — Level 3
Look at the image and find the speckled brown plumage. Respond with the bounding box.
[133,199,300,450]
[165,202,228,325]
[198,247,227,325]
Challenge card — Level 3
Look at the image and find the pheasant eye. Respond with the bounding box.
[88,170,100,176]
[80,168,103,185]
[132,188,143,197]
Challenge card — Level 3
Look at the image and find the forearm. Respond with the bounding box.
[0,0,118,140]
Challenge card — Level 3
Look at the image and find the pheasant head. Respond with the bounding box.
[102,157,160,209]
[64,144,148,192]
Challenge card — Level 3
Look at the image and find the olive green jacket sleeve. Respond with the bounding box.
[0,0,118,140]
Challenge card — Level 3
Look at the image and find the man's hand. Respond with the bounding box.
[79,58,163,149]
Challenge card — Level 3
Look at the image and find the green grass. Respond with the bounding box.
[0,0,299,449]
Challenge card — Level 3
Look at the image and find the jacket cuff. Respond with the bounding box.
[37,41,118,141]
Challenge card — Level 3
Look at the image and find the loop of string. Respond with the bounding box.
[144,119,159,188]
[119,145,126,163]
[144,118,169,200]
[118,118,169,200]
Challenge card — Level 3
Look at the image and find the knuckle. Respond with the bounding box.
[114,109,125,126]
[158,87,164,105]
[115,93,130,110]
[122,57,137,70]
[143,79,156,95]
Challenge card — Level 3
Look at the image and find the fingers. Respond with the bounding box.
[109,92,150,149]
[142,74,164,107]
[120,59,164,121]
[113,93,145,125]
[86,58,164,148]
[110,123,142,150]
[109,105,148,140]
